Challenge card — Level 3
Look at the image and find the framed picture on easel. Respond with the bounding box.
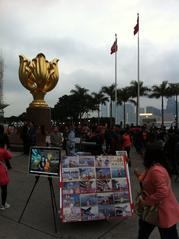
[19,146,61,233]
[28,146,61,177]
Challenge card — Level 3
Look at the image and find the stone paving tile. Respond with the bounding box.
[0,149,179,239]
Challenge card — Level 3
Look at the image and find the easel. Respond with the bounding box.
[18,175,58,233]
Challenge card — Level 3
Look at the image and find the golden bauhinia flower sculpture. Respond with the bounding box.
[19,53,59,108]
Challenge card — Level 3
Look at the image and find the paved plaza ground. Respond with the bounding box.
[0,148,179,239]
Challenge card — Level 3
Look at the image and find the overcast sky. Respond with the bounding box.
[1,0,179,117]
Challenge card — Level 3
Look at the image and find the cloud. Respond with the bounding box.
[1,0,179,117]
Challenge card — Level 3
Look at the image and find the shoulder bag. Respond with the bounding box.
[134,172,158,225]
[135,190,158,225]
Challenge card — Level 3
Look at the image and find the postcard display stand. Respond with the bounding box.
[60,153,133,223]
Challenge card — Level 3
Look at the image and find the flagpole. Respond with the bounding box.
[115,33,118,125]
[137,13,140,126]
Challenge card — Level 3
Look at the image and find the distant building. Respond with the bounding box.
[146,106,161,116]
[101,102,136,125]
[140,107,145,114]
[0,55,8,122]
[125,104,135,124]
[166,97,178,116]
[101,103,109,117]
[114,103,135,125]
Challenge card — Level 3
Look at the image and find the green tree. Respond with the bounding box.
[117,87,131,127]
[128,81,150,125]
[70,84,91,121]
[92,91,109,122]
[54,94,79,122]
[101,84,115,125]
[149,81,169,126]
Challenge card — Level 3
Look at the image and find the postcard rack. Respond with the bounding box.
[59,153,133,223]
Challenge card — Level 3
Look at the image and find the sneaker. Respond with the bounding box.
[5,203,10,209]
[0,205,5,210]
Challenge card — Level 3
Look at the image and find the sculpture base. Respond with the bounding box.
[26,107,51,130]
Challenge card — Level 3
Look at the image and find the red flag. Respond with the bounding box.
[134,16,139,35]
[110,39,118,54]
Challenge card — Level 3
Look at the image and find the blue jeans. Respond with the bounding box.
[138,219,179,239]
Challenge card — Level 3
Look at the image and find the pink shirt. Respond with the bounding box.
[142,164,179,228]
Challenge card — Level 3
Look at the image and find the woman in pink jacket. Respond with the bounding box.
[0,147,12,210]
[135,144,179,239]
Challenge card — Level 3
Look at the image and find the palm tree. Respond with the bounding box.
[149,81,169,126]
[54,94,79,121]
[70,84,90,121]
[92,91,109,122]
[128,81,150,125]
[117,87,131,127]
[167,83,179,129]
[101,84,115,125]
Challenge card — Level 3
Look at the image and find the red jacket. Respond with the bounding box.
[142,164,179,228]
[122,133,132,148]
[0,148,12,185]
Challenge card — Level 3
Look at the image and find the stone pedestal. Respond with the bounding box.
[26,107,51,130]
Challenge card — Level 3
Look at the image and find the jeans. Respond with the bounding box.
[138,219,179,239]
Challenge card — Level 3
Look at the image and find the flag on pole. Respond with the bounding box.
[110,39,118,54]
[134,15,139,35]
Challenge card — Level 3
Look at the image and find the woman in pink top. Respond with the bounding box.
[135,145,179,239]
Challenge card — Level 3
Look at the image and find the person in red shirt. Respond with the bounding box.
[122,130,132,166]
[0,148,12,210]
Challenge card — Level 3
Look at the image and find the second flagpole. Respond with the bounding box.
[137,13,140,126]
[115,33,118,124]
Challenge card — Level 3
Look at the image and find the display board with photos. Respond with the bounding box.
[60,154,133,223]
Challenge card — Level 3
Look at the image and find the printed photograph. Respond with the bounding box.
[113,191,130,204]
[63,194,80,208]
[81,206,99,221]
[98,205,115,218]
[95,156,110,167]
[79,167,95,180]
[79,155,95,167]
[62,168,80,181]
[111,167,126,178]
[62,156,79,168]
[29,147,60,176]
[96,179,112,192]
[115,151,128,157]
[63,181,80,194]
[110,156,125,167]
[80,180,96,194]
[63,207,81,222]
[96,168,111,179]
[80,194,97,207]
[114,203,132,217]
[112,178,128,191]
[97,193,114,205]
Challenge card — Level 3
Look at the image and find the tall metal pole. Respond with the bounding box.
[137,13,140,126]
[0,55,4,105]
[115,33,118,124]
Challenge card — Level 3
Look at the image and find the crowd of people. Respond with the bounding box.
[1,121,179,238]
[3,121,179,174]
